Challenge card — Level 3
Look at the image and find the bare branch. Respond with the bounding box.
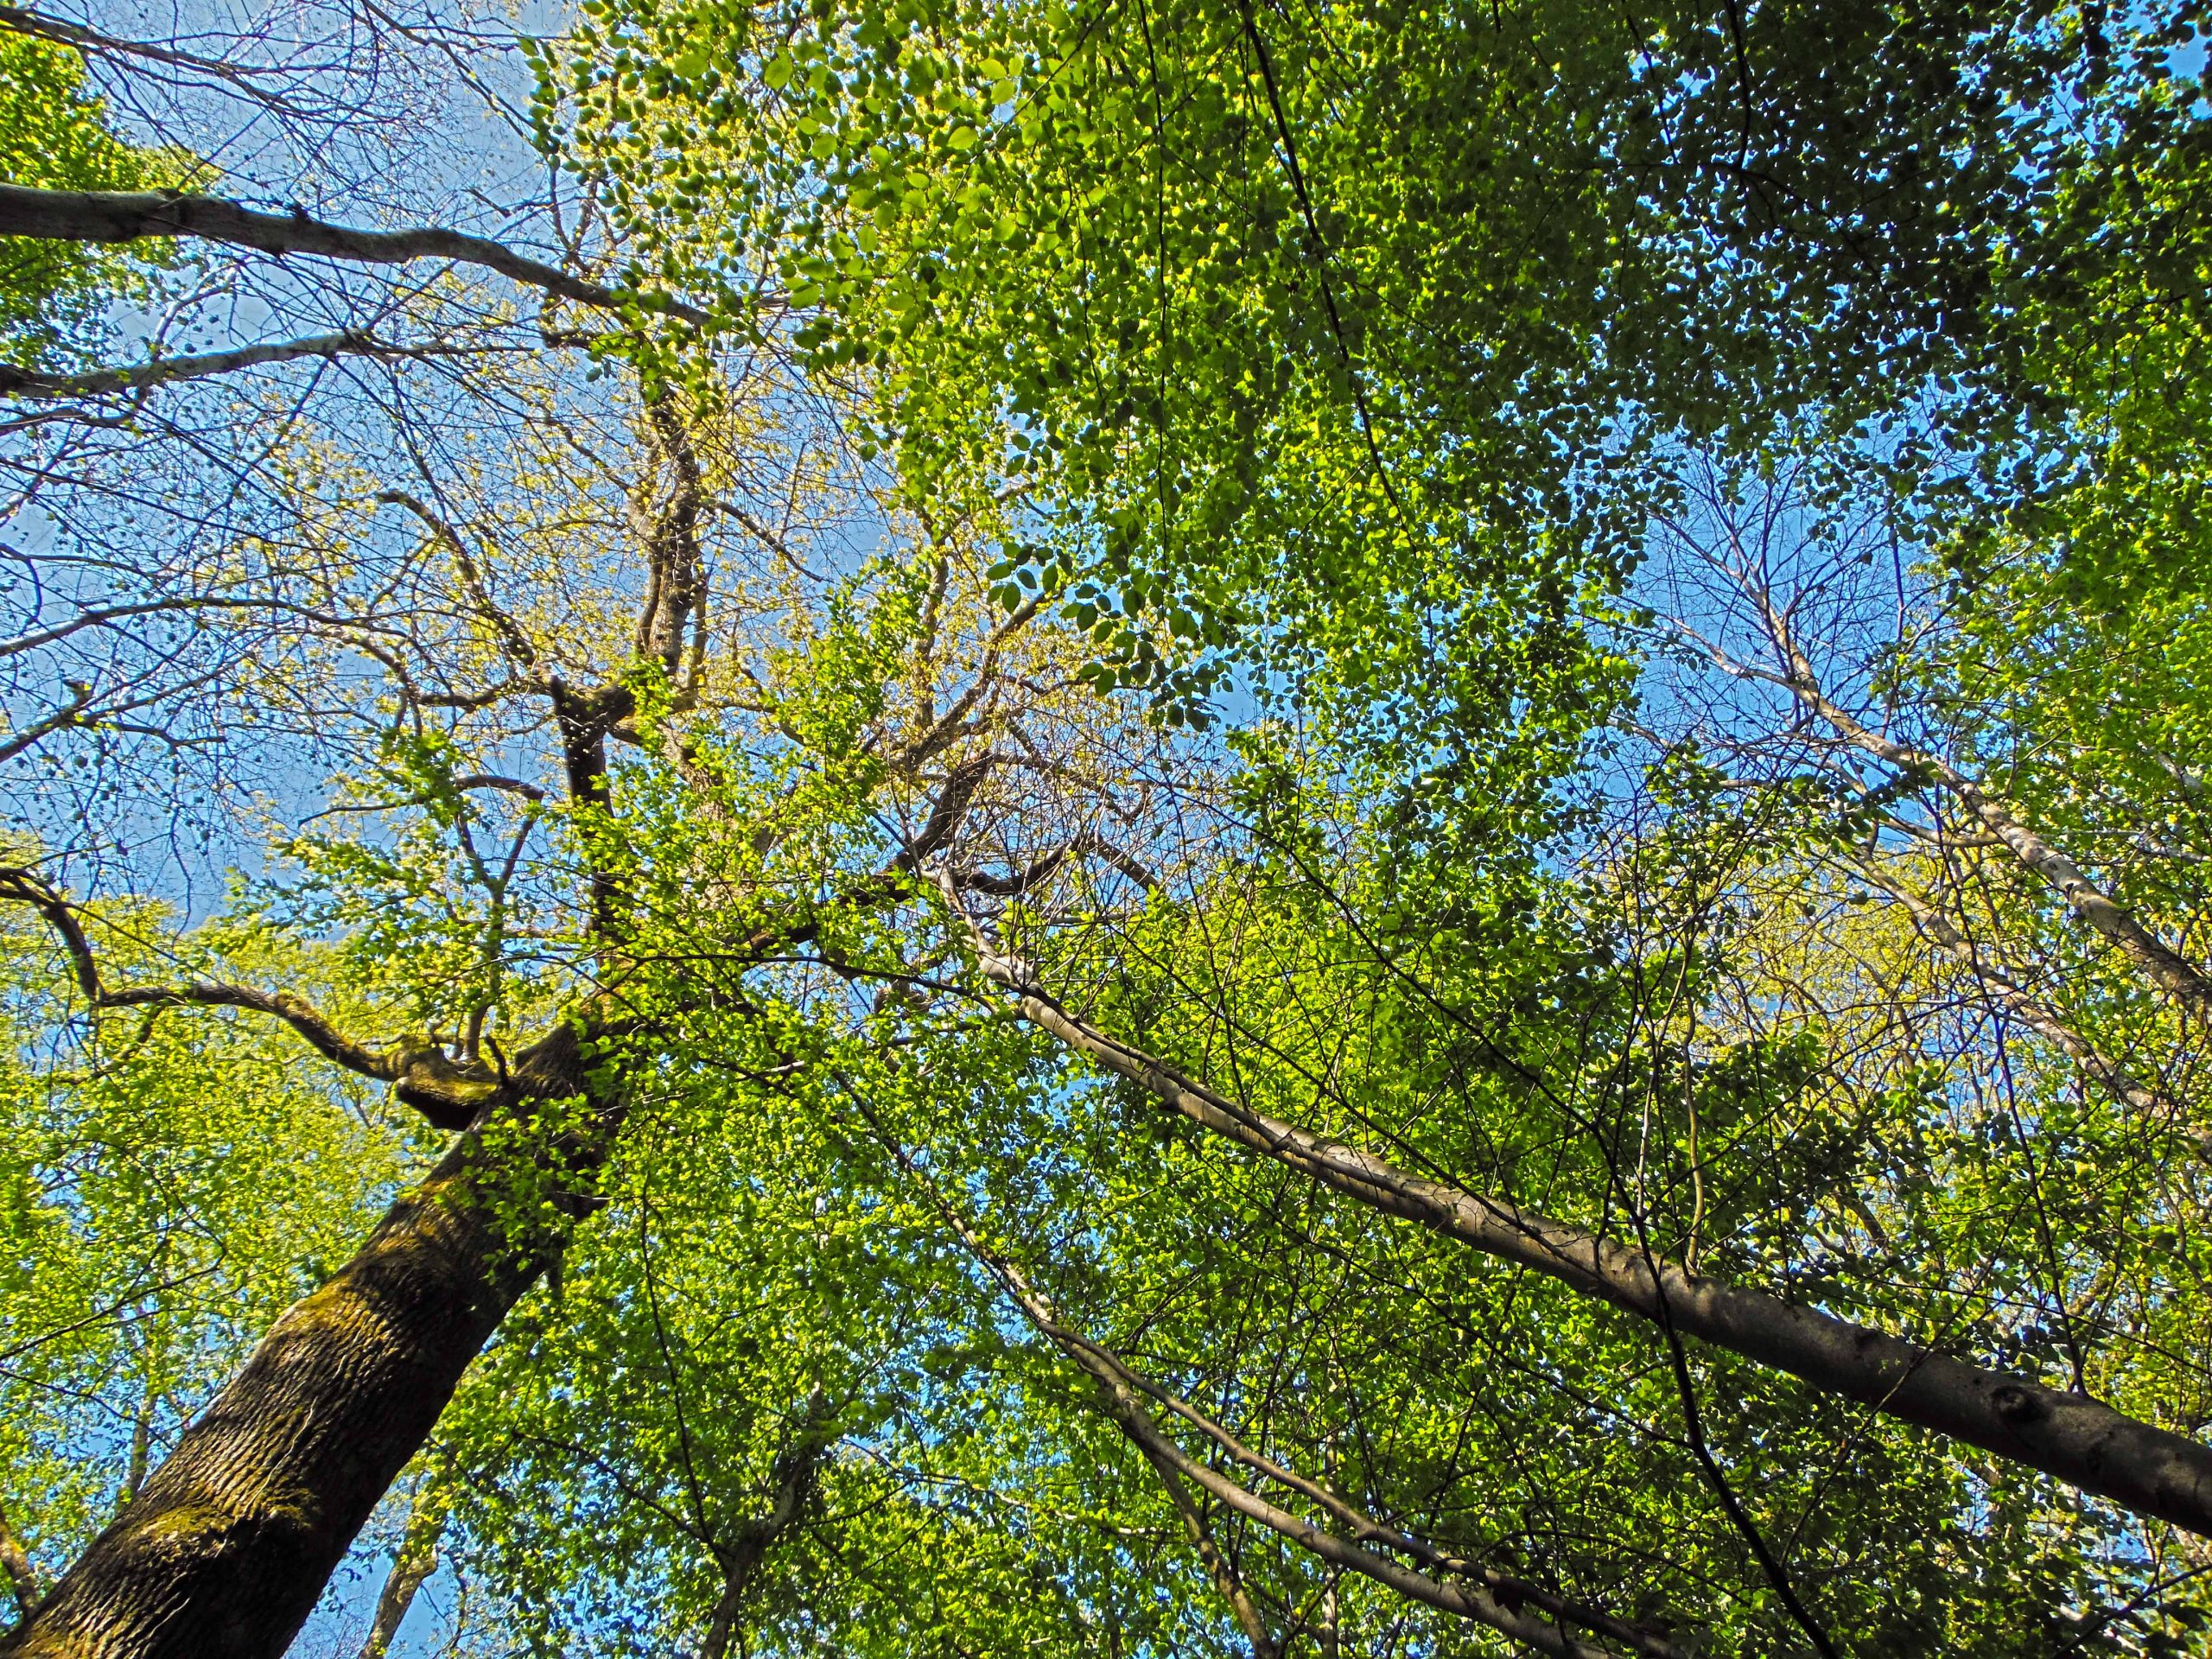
[632,391,708,679]
[1849,855,2201,1140]
[0,5,323,116]
[0,184,709,325]
[953,830,1157,897]
[0,679,92,764]
[451,773,546,803]
[1738,578,2212,1020]
[900,753,995,869]
[0,331,482,400]
[373,490,542,672]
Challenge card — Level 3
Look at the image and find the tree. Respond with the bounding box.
[7,1,2212,1656]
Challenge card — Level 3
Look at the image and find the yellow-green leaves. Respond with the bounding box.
[0,34,193,364]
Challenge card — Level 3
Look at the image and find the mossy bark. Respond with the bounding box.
[1,1024,611,1659]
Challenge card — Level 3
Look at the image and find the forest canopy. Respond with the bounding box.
[3,2,2212,1656]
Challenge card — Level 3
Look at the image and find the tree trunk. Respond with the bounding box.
[0,1025,608,1659]
[696,1428,830,1659]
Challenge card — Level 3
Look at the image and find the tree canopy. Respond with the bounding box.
[3,3,2212,1656]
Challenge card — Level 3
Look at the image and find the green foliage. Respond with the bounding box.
[1020,805,2208,1652]
[0,34,188,365]
[0,904,412,1584]
[16,3,2212,1653]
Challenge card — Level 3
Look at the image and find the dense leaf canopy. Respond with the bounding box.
[4,3,2212,1657]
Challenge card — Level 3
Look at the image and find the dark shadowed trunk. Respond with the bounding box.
[0,1024,614,1659]
[0,1498,39,1623]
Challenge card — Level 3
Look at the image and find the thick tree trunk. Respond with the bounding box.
[0,1025,609,1659]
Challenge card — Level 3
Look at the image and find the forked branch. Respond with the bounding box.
[876,1111,1670,1659]
[1738,579,2212,1020]
[0,867,499,1128]
[1847,855,2202,1140]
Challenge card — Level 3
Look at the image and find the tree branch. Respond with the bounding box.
[0,1496,38,1624]
[1849,855,2199,1139]
[0,681,92,765]
[697,1400,836,1659]
[953,830,1158,898]
[0,184,708,326]
[632,391,709,680]
[354,1478,445,1659]
[373,490,541,671]
[899,753,996,870]
[1138,1440,1281,1659]
[1740,581,2212,1020]
[0,5,322,117]
[947,909,2212,1539]
[0,331,480,399]
[0,867,499,1129]
[874,1109,1662,1659]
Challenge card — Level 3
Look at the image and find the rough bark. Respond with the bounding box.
[0,1021,613,1659]
[988,963,2212,1539]
[0,185,706,326]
